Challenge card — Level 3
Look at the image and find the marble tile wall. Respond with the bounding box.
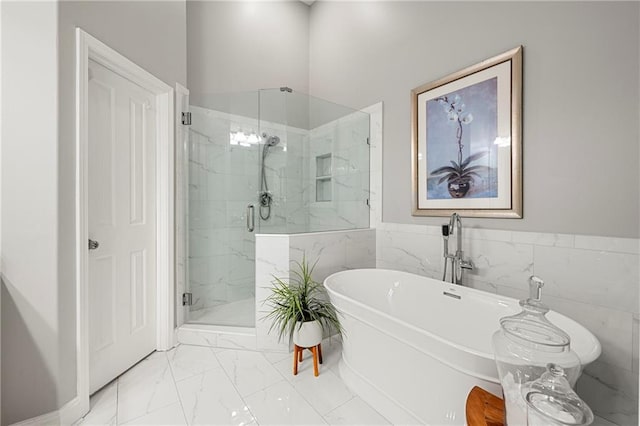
[375,222,639,425]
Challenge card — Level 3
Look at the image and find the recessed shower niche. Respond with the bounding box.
[177,88,370,330]
[315,153,332,202]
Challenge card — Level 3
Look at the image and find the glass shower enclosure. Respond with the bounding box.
[181,88,370,328]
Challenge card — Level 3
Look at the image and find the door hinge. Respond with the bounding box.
[366,198,370,208]
[181,112,192,126]
[366,137,370,145]
[182,292,193,306]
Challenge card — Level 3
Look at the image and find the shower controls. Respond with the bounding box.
[259,191,273,208]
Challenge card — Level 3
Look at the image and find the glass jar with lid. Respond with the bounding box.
[523,363,594,426]
[492,276,582,425]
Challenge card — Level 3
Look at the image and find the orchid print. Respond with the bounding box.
[430,94,488,198]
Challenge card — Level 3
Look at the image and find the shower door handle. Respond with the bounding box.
[247,204,255,232]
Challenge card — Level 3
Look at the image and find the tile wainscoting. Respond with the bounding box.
[375,222,639,425]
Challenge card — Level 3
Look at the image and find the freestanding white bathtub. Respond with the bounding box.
[324,269,601,425]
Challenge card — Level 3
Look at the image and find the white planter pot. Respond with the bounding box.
[292,320,323,347]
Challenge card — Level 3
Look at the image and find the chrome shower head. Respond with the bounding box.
[262,133,280,147]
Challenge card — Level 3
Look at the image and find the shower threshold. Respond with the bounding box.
[178,298,258,350]
[178,322,257,351]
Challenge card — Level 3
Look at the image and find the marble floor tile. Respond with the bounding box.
[167,344,221,382]
[319,338,344,368]
[120,402,186,425]
[83,346,391,426]
[290,369,355,415]
[323,397,391,425]
[262,350,291,364]
[117,352,181,424]
[244,380,328,425]
[215,349,283,397]
[176,367,256,425]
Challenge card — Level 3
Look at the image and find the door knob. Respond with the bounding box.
[88,239,100,250]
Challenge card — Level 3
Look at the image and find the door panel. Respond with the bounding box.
[90,255,116,352]
[88,59,157,394]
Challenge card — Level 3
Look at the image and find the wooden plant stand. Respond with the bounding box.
[293,343,323,377]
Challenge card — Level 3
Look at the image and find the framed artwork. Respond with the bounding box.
[411,46,522,218]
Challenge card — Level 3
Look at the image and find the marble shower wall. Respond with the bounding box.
[375,223,639,425]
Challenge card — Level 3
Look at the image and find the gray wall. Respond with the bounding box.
[309,1,640,238]
[1,3,61,424]
[186,1,310,103]
[1,1,187,424]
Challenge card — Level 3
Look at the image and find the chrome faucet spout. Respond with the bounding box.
[449,213,463,258]
[442,213,473,285]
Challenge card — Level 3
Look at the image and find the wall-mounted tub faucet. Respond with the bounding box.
[441,213,474,285]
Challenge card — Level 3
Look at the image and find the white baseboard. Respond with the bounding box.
[60,396,87,425]
[10,396,87,426]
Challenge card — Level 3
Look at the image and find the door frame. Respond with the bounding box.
[74,28,175,420]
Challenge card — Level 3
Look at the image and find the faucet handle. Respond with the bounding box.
[529,275,545,301]
[460,258,473,270]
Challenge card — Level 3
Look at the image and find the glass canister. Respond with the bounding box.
[492,276,582,425]
[523,363,594,426]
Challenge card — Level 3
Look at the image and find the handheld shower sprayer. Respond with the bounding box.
[259,133,281,221]
[441,224,450,281]
[262,133,281,147]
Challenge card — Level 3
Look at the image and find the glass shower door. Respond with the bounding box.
[185,92,260,327]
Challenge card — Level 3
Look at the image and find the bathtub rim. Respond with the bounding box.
[324,268,602,369]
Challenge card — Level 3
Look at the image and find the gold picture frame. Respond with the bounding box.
[411,46,523,218]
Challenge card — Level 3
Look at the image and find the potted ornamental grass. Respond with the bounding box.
[263,255,342,348]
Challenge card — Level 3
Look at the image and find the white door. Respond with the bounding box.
[88,59,157,394]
